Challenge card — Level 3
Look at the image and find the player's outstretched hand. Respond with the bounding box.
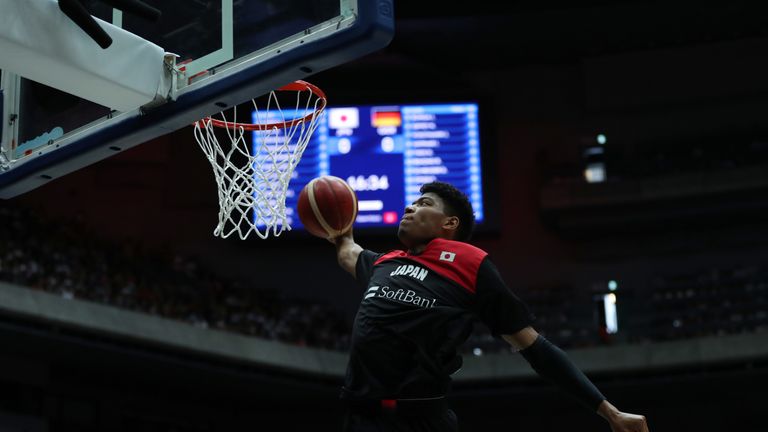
[599,401,649,432]
[607,411,649,432]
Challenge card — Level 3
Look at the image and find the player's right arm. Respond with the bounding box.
[332,230,363,277]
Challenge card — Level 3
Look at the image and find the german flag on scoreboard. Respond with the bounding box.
[371,108,402,128]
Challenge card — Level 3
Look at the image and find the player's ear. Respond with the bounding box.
[442,215,459,233]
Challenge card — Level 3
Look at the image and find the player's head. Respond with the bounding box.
[398,181,475,248]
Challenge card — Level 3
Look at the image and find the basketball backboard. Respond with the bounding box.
[0,0,394,198]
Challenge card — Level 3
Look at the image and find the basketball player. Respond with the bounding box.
[331,181,649,432]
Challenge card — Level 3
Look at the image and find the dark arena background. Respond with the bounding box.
[2,1,768,431]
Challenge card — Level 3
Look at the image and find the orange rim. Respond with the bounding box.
[195,80,327,131]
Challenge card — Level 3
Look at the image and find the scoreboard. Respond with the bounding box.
[253,103,484,231]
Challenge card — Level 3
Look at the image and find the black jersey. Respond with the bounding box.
[342,238,534,400]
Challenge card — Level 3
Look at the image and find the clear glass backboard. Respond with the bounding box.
[0,0,394,197]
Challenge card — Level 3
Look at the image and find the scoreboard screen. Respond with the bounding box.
[253,103,484,232]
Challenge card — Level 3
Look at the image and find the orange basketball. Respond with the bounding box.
[297,176,358,238]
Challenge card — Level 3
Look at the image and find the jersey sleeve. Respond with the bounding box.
[473,257,535,336]
[355,249,382,287]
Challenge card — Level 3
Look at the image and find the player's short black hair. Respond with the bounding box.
[420,181,475,242]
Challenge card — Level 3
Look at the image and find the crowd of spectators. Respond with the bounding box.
[2,203,767,356]
[0,204,351,351]
[633,264,768,343]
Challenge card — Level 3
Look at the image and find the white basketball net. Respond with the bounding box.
[193,81,326,240]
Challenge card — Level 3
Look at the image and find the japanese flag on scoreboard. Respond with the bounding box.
[328,107,360,129]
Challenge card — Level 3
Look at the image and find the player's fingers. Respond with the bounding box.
[639,416,649,432]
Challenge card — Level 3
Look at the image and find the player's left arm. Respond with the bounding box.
[503,328,650,432]
[474,257,648,431]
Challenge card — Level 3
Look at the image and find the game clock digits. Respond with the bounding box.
[253,103,484,231]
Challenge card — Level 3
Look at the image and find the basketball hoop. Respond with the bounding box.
[193,80,327,240]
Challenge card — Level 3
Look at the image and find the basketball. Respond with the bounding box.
[297,176,358,238]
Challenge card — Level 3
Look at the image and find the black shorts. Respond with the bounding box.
[342,398,459,432]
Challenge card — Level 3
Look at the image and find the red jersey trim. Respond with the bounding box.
[374,238,487,293]
[375,250,407,264]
